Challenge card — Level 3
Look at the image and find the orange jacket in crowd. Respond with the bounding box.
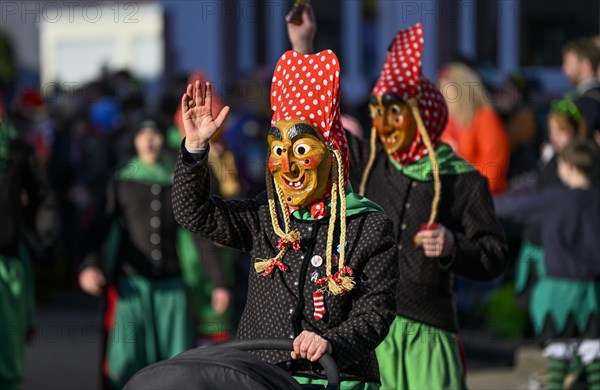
[442,107,510,193]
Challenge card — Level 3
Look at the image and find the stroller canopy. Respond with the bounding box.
[124,346,303,390]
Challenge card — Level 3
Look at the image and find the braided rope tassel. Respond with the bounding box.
[358,126,378,196]
[321,149,355,296]
[407,98,441,226]
[256,170,300,276]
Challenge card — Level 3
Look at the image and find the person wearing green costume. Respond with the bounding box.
[495,138,600,390]
[0,104,53,390]
[78,115,231,389]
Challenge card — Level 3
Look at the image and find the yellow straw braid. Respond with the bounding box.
[407,97,441,226]
[255,170,301,274]
[323,149,355,296]
[358,126,378,196]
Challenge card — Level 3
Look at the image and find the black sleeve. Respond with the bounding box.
[172,142,261,253]
[440,176,510,281]
[79,178,119,271]
[323,217,399,369]
[576,95,600,137]
[192,236,231,289]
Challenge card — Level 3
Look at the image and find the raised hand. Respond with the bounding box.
[286,4,316,55]
[182,80,230,149]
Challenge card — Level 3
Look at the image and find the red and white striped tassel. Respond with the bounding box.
[313,290,327,320]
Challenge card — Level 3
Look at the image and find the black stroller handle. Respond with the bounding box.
[221,339,340,387]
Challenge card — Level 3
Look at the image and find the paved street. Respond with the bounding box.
[21,291,546,390]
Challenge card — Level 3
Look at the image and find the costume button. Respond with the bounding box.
[151,249,162,261]
[307,226,313,231]
[150,234,161,245]
[151,184,161,195]
[401,223,407,230]
[411,182,417,188]
[406,202,411,209]
[289,308,294,314]
[151,217,161,228]
[398,244,403,251]
[289,334,295,339]
[300,255,305,260]
[310,255,323,267]
[151,200,161,211]
[294,281,299,286]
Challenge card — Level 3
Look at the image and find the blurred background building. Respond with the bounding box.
[2,0,599,104]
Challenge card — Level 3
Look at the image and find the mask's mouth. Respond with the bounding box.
[382,132,398,146]
[282,172,306,190]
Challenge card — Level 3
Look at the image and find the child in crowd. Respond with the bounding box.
[495,139,600,390]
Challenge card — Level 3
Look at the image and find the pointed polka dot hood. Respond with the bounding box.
[372,23,448,166]
[270,49,349,187]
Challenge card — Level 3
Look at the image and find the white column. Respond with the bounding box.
[237,0,256,75]
[421,1,439,80]
[265,0,287,68]
[341,0,369,104]
[458,1,476,59]
[160,0,222,84]
[376,0,440,80]
[498,0,520,78]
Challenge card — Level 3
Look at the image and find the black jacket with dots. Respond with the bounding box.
[347,132,509,333]
[172,145,399,383]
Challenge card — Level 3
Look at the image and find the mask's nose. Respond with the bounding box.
[281,151,291,173]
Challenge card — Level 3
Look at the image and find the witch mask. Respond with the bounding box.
[369,94,418,156]
[267,119,332,208]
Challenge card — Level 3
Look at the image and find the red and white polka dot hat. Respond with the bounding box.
[372,23,448,166]
[270,50,349,185]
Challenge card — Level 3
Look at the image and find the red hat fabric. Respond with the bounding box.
[270,50,349,185]
[372,23,448,166]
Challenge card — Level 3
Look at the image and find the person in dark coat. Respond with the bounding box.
[287,18,508,389]
[495,139,600,390]
[172,49,399,388]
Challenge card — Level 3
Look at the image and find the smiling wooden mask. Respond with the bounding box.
[267,119,332,208]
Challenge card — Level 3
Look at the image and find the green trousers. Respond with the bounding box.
[105,276,193,389]
[376,316,467,390]
[0,252,32,390]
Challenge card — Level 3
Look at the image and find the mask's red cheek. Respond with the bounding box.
[298,155,321,170]
[267,156,278,172]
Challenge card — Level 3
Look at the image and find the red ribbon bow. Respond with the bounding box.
[263,260,290,277]
[315,266,354,294]
[276,237,301,251]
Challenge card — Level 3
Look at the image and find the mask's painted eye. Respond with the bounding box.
[390,105,401,114]
[273,145,284,156]
[294,143,311,155]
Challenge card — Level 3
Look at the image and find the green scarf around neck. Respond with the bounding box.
[388,142,476,182]
[115,156,174,186]
[292,184,384,221]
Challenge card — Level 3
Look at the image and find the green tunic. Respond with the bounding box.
[517,242,600,337]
